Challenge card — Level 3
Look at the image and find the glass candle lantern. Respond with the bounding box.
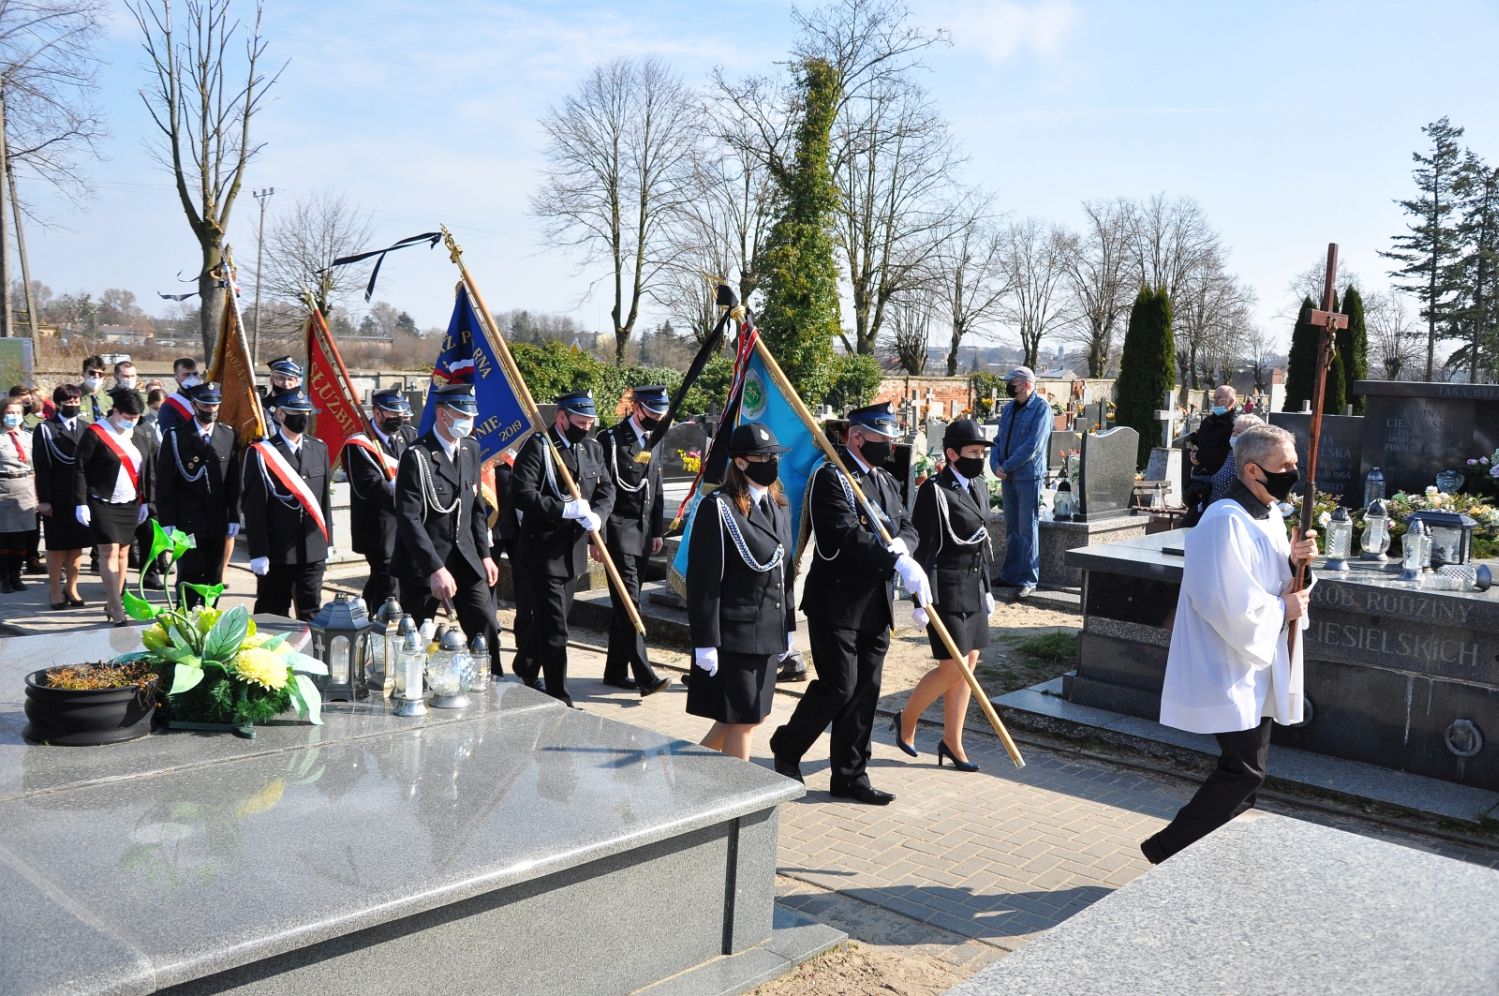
[1363,466,1385,507]
[392,614,427,717]
[1360,499,1391,562]
[368,596,403,695]
[1323,506,1353,571]
[1053,480,1075,521]
[1408,510,1476,567]
[1400,520,1428,583]
[426,627,470,709]
[465,633,490,693]
[308,593,373,703]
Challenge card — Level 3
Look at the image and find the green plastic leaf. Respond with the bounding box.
[292,673,323,725]
[145,518,171,567]
[168,527,197,561]
[286,652,327,676]
[202,606,250,663]
[168,662,204,696]
[110,651,155,664]
[260,633,288,651]
[184,582,225,607]
[160,645,200,664]
[122,591,158,621]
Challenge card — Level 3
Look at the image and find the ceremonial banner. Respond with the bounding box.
[205,279,267,445]
[418,284,531,463]
[305,307,371,464]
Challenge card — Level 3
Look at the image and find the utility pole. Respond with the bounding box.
[0,84,10,339]
[251,187,275,363]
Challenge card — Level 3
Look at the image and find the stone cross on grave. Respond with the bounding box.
[1154,391,1182,448]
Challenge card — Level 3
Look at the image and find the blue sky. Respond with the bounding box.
[23,0,1499,353]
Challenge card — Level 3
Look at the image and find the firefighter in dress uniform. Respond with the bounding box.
[154,381,242,608]
[347,389,418,610]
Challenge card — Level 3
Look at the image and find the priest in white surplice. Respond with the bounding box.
[1141,424,1319,864]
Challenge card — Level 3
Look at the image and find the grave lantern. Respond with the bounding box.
[1052,478,1075,521]
[464,633,490,693]
[1408,510,1476,567]
[1400,519,1428,583]
[426,627,470,709]
[393,615,427,717]
[309,594,374,702]
[1360,499,1391,562]
[1323,506,1353,571]
[368,596,403,696]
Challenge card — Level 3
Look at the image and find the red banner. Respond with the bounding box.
[305,309,370,464]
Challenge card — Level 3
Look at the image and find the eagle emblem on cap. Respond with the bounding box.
[759,429,768,441]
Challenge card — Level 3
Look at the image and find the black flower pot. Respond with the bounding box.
[22,670,158,746]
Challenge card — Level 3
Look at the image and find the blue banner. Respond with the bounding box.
[420,285,530,462]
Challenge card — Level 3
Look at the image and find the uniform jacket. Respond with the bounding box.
[79,388,113,424]
[392,430,491,581]
[598,418,663,557]
[913,467,992,613]
[240,433,333,565]
[686,489,795,655]
[346,424,418,556]
[133,420,161,514]
[32,416,84,510]
[990,395,1050,481]
[155,421,241,542]
[510,426,615,579]
[799,450,919,632]
[73,423,154,507]
[1159,481,1310,734]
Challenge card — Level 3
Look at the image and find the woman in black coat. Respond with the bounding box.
[72,388,152,625]
[894,420,995,772]
[685,423,796,761]
[32,384,89,608]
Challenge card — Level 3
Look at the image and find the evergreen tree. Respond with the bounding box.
[1283,297,1317,412]
[1114,285,1175,468]
[1340,285,1370,412]
[1380,117,1466,380]
[1322,349,1347,416]
[1452,153,1499,381]
[753,57,842,406]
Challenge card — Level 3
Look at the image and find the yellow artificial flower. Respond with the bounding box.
[195,607,222,634]
[141,624,170,651]
[234,647,289,691]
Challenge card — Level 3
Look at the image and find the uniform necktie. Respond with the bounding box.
[7,430,23,465]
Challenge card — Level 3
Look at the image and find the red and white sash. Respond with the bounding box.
[252,439,329,541]
[344,433,399,480]
[89,422,140,495]
[163,393,194,423]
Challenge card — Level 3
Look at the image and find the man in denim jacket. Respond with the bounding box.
[989,366,1050,597]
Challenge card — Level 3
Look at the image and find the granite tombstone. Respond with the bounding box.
[1355,380,1499,498]
[1269,412,1366,506]
[1048,430,1083,475]
[658,421,709,481]
[1077,426,1139,521]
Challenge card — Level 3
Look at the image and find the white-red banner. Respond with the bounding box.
[305,309,372,469]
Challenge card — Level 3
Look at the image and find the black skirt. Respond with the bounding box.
[43,510,92,551]
[685,650,777,725]
[88,498,139,547]
[926,604,991,659]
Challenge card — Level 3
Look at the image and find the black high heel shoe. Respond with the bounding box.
[937,740,979,772]
[889,714,918,757]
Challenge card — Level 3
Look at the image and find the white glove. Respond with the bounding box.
[136,505,150,524]
[226,523,240,537]
[562,498,592,521]
[75,505,92,526]
[579,511,602,533]
[249,556,270,576]
[893,554,932,607]
[984,592,996,615]
[779,632,795,662]
[913,605,929,628]
[886,537,910,558]
[694,647,719,677]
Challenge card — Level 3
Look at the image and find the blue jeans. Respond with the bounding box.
[1000,476,1040,587]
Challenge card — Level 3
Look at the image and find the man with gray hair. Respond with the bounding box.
[1141,423,1318,863]
[989,365,1050,597]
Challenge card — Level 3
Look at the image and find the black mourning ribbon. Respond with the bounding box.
[643,282,740,453]
[157,267,227,301]
[322,232,442,301]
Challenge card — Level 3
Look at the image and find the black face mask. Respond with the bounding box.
[1005,383,1019,398]
[381,416,406,433]
[638,414,662,432]
[60,405,81,419]
[563,421,590,445]
[859,439,892,465]
[194,406,218,424]
[1254,465,1299,502]
[954,455,986,480]
[743,458,779,487]
[281,413,309,434]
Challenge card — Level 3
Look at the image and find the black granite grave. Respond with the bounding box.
[1269,412,1366,506]
[1077,427,1139,521]
[657,421,709,481]
[1355,380,1499,497]
[1048,430,1083,473]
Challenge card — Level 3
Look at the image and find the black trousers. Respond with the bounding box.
[603,544,659,686]
[502,543,533,679]
[399,560,502,676]
[771,622,890,788]
[515,565,576,706]
[1143,719,1272,863]
[362,553,397,612]
[255,561,326,621]
[176,529,227,608]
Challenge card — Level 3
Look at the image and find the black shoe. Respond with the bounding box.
[937,740,978,772]
[777,658,809,682]
[601,676,639,691]
[143,571,166,591]
[50,601,68,611]
[66,594,86,607]
[829,782,895,806]
[0,575,14,594]
[772,754,804,784]
[889,715,918,757]
[639,675,671,697]
[112,619,129,628]
[8,573,25,591]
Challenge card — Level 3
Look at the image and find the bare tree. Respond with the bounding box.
[1060,197,1134,377]
[885,284,933,374]
[1240,326,1282,395]
[129,0,282,356]
[996,218,1072,369]
[256,188,373,317]
[1366,290,1423,379]
[1125,193,1222,305]
[532,56,699,364]
[1284,254,1359,315]
[930,197,1007,375]
[1174,262,1256,392]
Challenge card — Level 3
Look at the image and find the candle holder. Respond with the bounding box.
[1323,507,1352,571]
[464,633,490,693]
[1360,499,1391,562]
[427,627,471,709]
[368,596,403,696]
[1400,520,1428,584]
[1427,564,1495,592]
[393,614,428,717]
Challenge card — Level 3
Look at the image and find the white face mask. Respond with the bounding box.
[83,376,101,391]
[449,416,474,438]
[2,413,21,429]
[116,416,139,432]
[118,377,138,390]
[181,374,203,389]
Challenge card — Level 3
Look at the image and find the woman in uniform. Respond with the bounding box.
[72,388,151,625]
[685,423,796,761]
[894,419,995,772]
[0,395,36,594]
[33,384,89,608]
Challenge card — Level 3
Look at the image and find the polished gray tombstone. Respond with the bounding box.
[947,813,1499,996]
[657,421,709,481]
[0,622,816,995]
[1354,379,1499,497]
[1077,426,1139,520]
[1047,429,1082,473]
[1269,411,1365,506]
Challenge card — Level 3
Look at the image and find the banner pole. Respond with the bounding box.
[746,326,1024,768]
[440,226,646,636]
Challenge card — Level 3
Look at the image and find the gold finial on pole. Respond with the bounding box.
[441,225,463,264]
